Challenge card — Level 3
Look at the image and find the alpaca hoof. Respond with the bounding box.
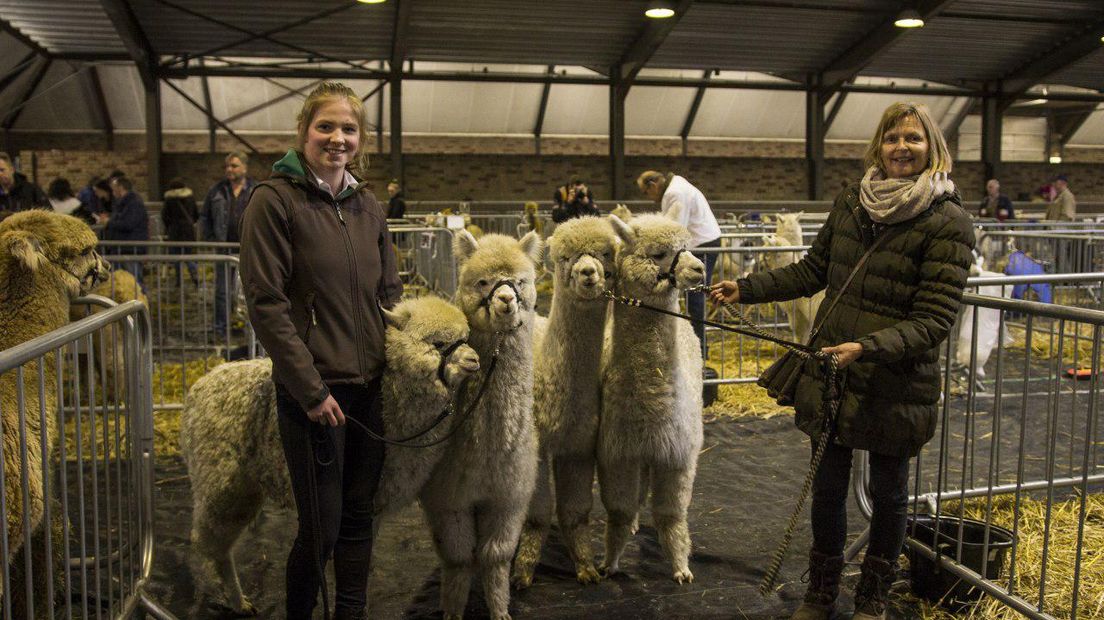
[673,568,694,584]
[576,563,602,584]
[598,563,620,578]
[510,569,534,590]
[630,516,640,535]
[492,614,512,620]
[237,599,258,616]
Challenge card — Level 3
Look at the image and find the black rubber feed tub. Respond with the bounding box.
[906,514,1014,611]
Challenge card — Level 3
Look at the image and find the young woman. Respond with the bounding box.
[712,102,974,620]
[240,82,403,620]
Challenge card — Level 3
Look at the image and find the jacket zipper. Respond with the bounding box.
[333,199,369,382]
[304,292,317,344]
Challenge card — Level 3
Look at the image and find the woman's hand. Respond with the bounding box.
[710,281,739,305]
[307,394,345,426]
[821,342,863,369]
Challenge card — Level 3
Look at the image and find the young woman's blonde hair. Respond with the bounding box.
[863,102,952,176]
[296,82,371,176]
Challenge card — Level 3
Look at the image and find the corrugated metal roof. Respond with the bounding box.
[0,0,125,53]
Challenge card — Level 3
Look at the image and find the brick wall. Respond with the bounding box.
[7,131,1104,205]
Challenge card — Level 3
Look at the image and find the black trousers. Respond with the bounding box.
[275,380,386,619]
[810,442,910,562]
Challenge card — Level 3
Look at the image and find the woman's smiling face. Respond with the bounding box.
[302,98,360,178]
[880,114,929,179]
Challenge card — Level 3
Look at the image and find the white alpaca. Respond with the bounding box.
[181,296,480,615]
[512,216,619,588]
[419,230,543,620]
[759,234,824,343]
[599,214,706,583]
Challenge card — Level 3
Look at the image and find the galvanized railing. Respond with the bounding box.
[0,300,175,619]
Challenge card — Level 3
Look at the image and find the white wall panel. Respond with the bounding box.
[625,86,696,136]
[541,84,607,135]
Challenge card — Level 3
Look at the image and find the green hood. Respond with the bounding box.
[271,148,361,201]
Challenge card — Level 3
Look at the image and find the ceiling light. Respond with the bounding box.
[645,1,675,19]
[894,9,924,28]
[356,0,386,4]
[1050,155,1063,164]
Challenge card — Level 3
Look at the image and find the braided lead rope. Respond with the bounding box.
[758,353,840,595]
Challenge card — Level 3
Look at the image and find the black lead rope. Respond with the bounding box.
[604,286,841,596]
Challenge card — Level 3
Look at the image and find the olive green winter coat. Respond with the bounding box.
[739,184,975,457]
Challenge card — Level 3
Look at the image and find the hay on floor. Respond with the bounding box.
[705,332,792,420]
[912,493,1104,619]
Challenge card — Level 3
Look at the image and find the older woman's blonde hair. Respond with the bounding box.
[863,102,952,176]
[296,82,371,177]
[636,170,670,192]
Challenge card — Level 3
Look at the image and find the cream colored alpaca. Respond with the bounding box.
[181,296,479,615]
[599,214,706,584]
[420,230,542,620]
[0,211,108,603]
[512,216,619,588]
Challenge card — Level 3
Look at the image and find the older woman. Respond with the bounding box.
[712,103,974,620]
[241,82,402,620]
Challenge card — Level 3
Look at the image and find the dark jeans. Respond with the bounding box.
[213,263,236,334]
[811,442,910,562]
[276,380,386,619]
[167,245,197,284]
[688,238,720,359]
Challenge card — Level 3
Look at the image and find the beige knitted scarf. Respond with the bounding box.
[859,166,954,225]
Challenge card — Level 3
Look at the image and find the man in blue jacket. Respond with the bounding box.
[99,176,149,289]
[202,152,256,336]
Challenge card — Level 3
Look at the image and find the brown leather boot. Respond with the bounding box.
[852,554,895,620]
[789,550,844,620]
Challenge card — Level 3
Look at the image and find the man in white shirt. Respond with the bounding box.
[637,170,722,358]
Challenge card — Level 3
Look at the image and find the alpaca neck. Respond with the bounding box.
[609,288,680,356]
[0,265,70,351]
[542,288,608,369]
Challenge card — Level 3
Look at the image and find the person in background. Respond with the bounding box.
[92,178,113,215]
[1046,174,1076,221]
[100,175,150,289]
[712,102,974,620]
[240,81,402,620]
[203,151,256,335]
[162,177,200,287]
[637,169,721,359]
[551,179,599,222]
[977,178,1013,221]
[385,178,406,219]
[47,177,83,216]
[0,152,48,218]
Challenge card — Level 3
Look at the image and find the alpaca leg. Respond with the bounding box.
[553,455,600,583]
[425,508,476,620]
[597,457,641,576]
[476,503,525,620]
[511,451,551,589]
[190,483,263,615]
[632,465,651,535]
[650,465,697,584]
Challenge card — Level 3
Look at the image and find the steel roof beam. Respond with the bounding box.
[167,1,360,68]
[390,0,412,72]
[533,65,555,149]
[822,84,851,136]
[86,65,114,149]
[161,77,259,155]
[942,96,976,145]
[1055,104,1099,148]
[0,17,50,58]
[998,17,1104,111]
[99,0,157,89]
[679,69,711,145]
[616,0,693,94]
[3,57,53,130]
[819,0,955,94]
[0,51,38,100]
[154,0,369,74]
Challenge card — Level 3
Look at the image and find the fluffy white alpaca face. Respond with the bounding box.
[773,212,804,247]
[383,297,481,390]
[759,234,800,272]
[548,216,617,301]
[610,214,705,297]
[453,230,542,333]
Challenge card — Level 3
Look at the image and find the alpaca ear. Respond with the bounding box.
[453,229,479,264]
[761,214,773,225]
[795,210,805,220]
[380,305,409,329]
[4,230,44,272]
[518,230,544,266]
[608,214,634,246]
